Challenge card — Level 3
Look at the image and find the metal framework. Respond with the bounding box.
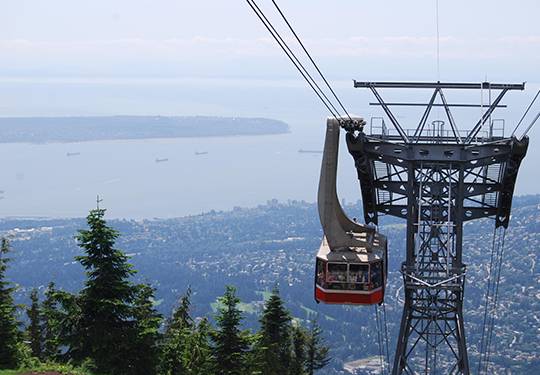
[346,81,529,374]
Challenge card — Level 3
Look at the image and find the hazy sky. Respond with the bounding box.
[2,0,539,81]
[0,1,538,123]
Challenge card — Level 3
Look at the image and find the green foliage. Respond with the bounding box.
[304,320,330,375]
[0,238,21,369]
[160,288,193,375]
[72,208,161,375]
[256,287,292,375]
[26,289,43,359]
[4,359,98,375]
[212,286,250,375]
[129,283,162,375]
[182,318,214,375]
[41,282,62,361]
[290,324,308,375]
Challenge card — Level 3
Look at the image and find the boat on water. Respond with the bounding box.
[195,151,209,155]
[155,158,169,163]
[66,152,81,157]
[298,149,323,154]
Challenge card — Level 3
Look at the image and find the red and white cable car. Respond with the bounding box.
[314,118,387,305]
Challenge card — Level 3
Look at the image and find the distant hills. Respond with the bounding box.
[0,116,290,143]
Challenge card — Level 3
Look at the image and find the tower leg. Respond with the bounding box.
[392,288,412,375]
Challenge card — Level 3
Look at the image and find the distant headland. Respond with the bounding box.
[0,116,290,143]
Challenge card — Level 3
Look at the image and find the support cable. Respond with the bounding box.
[382,302,391,371]
[477,227,506,374]
[484,229,507,374]
[245,0,345,122]
[511,89,540,137]
[521,111,540,139]
[476,227,499,374]
[375,306,383,374]
[270,0,353,121]
[435,0,440,81]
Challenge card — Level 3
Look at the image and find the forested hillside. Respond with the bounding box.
[2,196,539,374]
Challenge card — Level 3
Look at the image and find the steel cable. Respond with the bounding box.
[245,0,342,122]
[484,229,507,374]
[374,305,386,375]
[382,302,391,373]
[511,89,540,137]
[477,227,498,373]
[270,0,353,122]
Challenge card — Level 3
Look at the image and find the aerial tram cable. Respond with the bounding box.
[374,306,384,374]
[520,110,540,139]
[477,227,500,374]
[245,0,343,121]
[511,89,540,138]
[269,0,353,122]
[477,226,507,374]
[483,229,507,374]
[374,304,390,375]
[245,0,354,125]
[382,302,390,370]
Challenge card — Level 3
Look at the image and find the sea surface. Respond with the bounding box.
[0,125,368,219]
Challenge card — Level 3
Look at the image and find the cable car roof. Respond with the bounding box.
[316,239,384,263]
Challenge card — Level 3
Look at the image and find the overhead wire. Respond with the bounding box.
[521,111,540,139]
[374,305,387,375]
[483,229,507,374]
[269,0,353,122]
[435,0,440,82]
[382,302,391,372]
[477,226,507,374]
[245,0,341,121]
[476,227,497,374]
[245,0,351,124]
[511,89,540,138]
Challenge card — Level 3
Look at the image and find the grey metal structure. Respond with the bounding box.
[344,81,529,374]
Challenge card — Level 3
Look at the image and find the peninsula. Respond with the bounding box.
[0,116,290,143]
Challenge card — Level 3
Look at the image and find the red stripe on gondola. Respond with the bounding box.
[315,287,384,305]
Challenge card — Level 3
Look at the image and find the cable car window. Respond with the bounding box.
[316,259,326,288]
[371,261,382,289]
[349,264,369,290]
[327,263,347,289]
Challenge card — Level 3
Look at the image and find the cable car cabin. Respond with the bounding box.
[315,238,386,305]
[314,118,388,305]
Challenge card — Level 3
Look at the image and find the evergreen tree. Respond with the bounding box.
[290,324,307,375]
[212,286,249,375]
[74,208,137,374]
[167,287,194,332]
[26,288,43,359]
[182,318,215,375]
[160,288,194,375]
[42,282,62,361]
[129,283,162,375]
[45,286,81,362]
[304,320,330,375]
[0,238,20,369]
[256,287,292,375]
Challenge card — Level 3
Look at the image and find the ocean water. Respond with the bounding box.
[0,128,365,219]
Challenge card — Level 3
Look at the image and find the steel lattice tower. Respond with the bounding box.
[346,81,529,374]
